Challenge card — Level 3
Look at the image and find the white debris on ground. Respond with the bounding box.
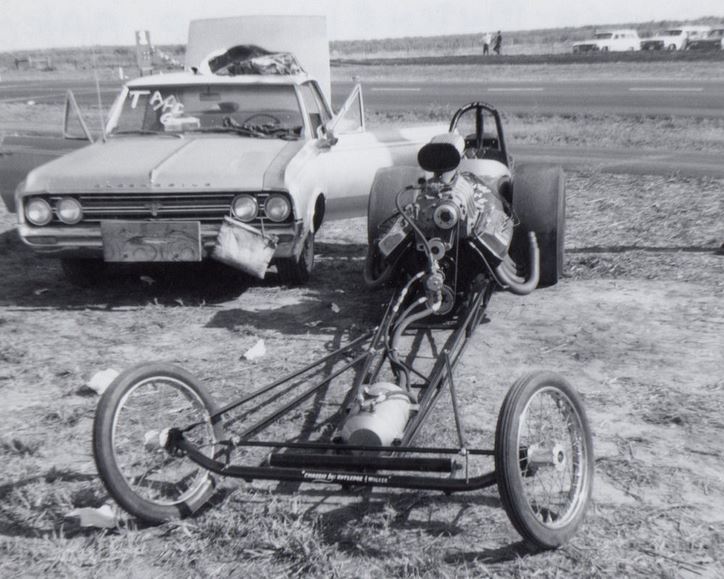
[330,303,341,314]
[243,339,266,361]
[86,369,120,396]
[65,504,118,529]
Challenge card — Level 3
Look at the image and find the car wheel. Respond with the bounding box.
[93,362,223,524]
[668,44,677,51]
[277,231,314,285]
[367,166,424,246]
[61,258,107,287]
[495,371,594,549]
[511,164,566,287]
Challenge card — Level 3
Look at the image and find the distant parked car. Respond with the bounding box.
[686,28,724,50]
[640,26,711,51]
[572,30,640,53]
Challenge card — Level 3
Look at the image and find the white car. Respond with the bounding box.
[572,29,640,53]
[12,17,440,286]
[640,26,711,51]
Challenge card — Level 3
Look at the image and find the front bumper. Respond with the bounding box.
[687,41,722,50]
[641,40,665,50]
[17,220,305,261]
[572,44,600,53]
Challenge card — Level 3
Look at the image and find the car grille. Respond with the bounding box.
[44,192,292,225]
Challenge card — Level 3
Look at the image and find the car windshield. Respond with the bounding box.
[663,30,682,36]
[109,84,304,139]
[594,33,613,39]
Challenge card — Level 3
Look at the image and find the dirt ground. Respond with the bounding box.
[0,165,722,576]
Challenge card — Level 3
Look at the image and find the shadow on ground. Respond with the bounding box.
[0,231,379,311]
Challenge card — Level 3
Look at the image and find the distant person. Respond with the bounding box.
[494,31,502,55]
[483,32,492,55]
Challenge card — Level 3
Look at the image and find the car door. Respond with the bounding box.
[312,84,398,219]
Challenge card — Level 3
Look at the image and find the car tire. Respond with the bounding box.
[495,371,594,549]
[367,166,425,245]
[61,258,107,287]
[93,362,223,524]
[668,44,677,51]
[511,164,566,287]
[277,232,314,285]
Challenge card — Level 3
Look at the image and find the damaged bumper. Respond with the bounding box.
[17,220,305,265]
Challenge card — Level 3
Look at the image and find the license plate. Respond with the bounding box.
[101,221,202,262]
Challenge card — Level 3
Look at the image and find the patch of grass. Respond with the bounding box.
[366,109,724,154]
[0,438,40,457]
[636,384,724,429]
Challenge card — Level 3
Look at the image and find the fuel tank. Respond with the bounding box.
[338,382,414,447]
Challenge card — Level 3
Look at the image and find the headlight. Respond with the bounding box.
[56,197,83,224]
[433,202,459,230]
[264,195,291,222]
[25,198,53,226]
[231,194,258,222]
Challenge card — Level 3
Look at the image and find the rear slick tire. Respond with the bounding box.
[93,362,222,524]
[367,166,424,245]
[495,371,594,549]
[511,164,566,287]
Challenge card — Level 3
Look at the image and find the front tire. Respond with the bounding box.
[495,372,594,549]
[277,232,314,285]
[93,363,222,524]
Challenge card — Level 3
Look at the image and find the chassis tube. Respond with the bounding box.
[400,285,489,445]
[177,435,497,492]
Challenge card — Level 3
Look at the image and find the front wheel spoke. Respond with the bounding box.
[111,377,217,507]
[518,389,586,527]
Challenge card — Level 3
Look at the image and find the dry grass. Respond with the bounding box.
[366,109,724,154]
[1,167,723,576]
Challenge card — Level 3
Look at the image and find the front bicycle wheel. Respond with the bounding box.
[93,363,223,524]
[495,371,593,549]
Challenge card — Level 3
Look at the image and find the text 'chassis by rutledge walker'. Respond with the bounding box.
[93,103,594,550]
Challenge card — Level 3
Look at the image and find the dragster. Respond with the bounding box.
[93,103,594,549]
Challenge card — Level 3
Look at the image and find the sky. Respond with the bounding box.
[0,0,722,51]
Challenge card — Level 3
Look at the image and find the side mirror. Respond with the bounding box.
[316,123,338,148]
[63,90,94,142]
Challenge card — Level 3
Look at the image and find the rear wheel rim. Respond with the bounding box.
[516,386,588,529]
[111,377,216,507]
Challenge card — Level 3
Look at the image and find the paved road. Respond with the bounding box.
[1,77,723,118]
[334,79,724,118]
